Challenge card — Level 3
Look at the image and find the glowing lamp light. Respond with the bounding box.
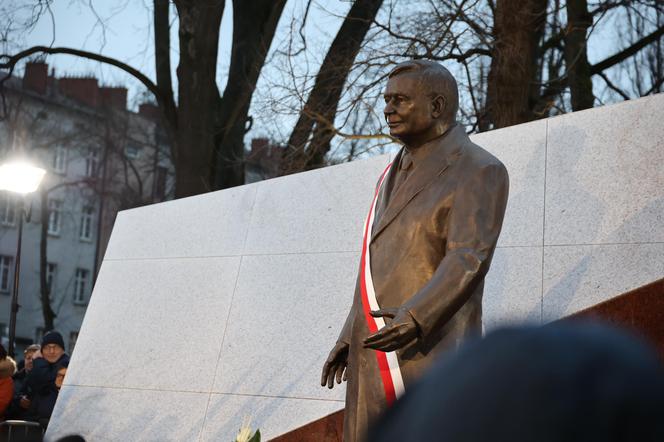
[2,159,47,358]
[0,161,46,194]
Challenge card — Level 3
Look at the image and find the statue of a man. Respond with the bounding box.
[321,60,509,442]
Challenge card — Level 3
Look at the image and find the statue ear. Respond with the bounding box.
[431,95,446,118]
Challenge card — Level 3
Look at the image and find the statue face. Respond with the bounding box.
[383,73,434,141]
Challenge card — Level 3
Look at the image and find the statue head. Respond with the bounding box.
[383,60,459,148]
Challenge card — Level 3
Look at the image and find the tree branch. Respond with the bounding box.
[643,75,664,96]
[0,46,160,98]
[428,47,491,62]
[597,71,630,100]
[590,25,664,74]
[153,0,177,126]
[537,25,664,107]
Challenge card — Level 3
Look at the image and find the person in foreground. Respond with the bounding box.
[368,322,664,442]
[8,344,40,420]
[0,344,17,420]
[22,331,70,428]
[322,60,509,441]
[13,344,41,389]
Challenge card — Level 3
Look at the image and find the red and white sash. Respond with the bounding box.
[359,162,405,406]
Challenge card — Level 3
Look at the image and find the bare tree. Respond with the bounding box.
[484,0,548,128]
[1,0,286,197]
[213,0,287,189]
[595,4,664,101]
[2,0,663,195]
[266,0,664,164]
[282,0,384,174]
[564,0,594,110]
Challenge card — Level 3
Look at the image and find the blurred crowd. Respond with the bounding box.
[0,331,69,430]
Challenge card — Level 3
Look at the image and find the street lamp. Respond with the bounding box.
[0,160,46,358]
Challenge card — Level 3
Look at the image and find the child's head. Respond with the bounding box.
[55,360,69,389]
[24,344,40,370]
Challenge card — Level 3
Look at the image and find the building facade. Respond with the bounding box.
[245,137,284,183]
[0,62,174,356]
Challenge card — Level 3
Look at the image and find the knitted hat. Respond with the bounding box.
[41,331,65,350]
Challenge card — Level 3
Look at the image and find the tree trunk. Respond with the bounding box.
[213,0,287,190]
[565,0,594,110]
[39,189,56,330]
[484,0,548,129]
[284,0,383,173]
[173,1,225,198]
[153,0,179,174]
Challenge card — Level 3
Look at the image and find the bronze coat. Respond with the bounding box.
[338,125,509,442]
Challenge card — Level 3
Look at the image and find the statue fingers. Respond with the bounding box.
[370,308,398,319]
[321,365,330,387]
[364,329,397,349]
[324,345,341,365]
[321,358,335,386]
[383,342,403,352]
[364,323,398,345]
[328,363,344,389]
[335,363,346,384]
[371,338,403,352]
[327,371,335,389]
[366,326,412,351]
[363,330,386,347]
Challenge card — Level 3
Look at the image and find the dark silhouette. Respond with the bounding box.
[369,323,664,442]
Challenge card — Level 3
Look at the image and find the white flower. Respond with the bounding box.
[235,417,253,442]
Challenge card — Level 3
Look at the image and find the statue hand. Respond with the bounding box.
[363,307,418,352]
[321,341,349,389]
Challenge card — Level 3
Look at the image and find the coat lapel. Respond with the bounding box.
[373,149,403,225]
[371,126,465,242]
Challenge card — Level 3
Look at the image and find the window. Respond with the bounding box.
[79,206,94,241]
[48,199,63,235]
[154,166,168,200]
[125,144,140,159]
[53,145,68,174]
[0,192,16,226]
[46,262,57,299]
[69,331,79,353]
[0,255,13,292]
[85,148,99,177]
[0,322,9,348]
[73,268,89,304]
[35,327,44,343]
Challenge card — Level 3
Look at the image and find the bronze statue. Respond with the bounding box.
[321,60,509,442]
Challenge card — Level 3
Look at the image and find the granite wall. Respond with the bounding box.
[46,93,664,441]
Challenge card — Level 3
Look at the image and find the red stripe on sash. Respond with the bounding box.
[359,162,398,405]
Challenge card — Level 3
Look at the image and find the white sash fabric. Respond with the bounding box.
[359,161,405,405]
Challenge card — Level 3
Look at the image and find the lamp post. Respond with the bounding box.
[0,161,46,358]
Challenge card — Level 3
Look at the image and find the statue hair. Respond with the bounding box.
[388,60,459,121]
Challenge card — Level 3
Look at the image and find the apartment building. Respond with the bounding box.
[0,62,174,355]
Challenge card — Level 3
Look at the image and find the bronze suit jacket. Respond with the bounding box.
[338,125,509,442]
